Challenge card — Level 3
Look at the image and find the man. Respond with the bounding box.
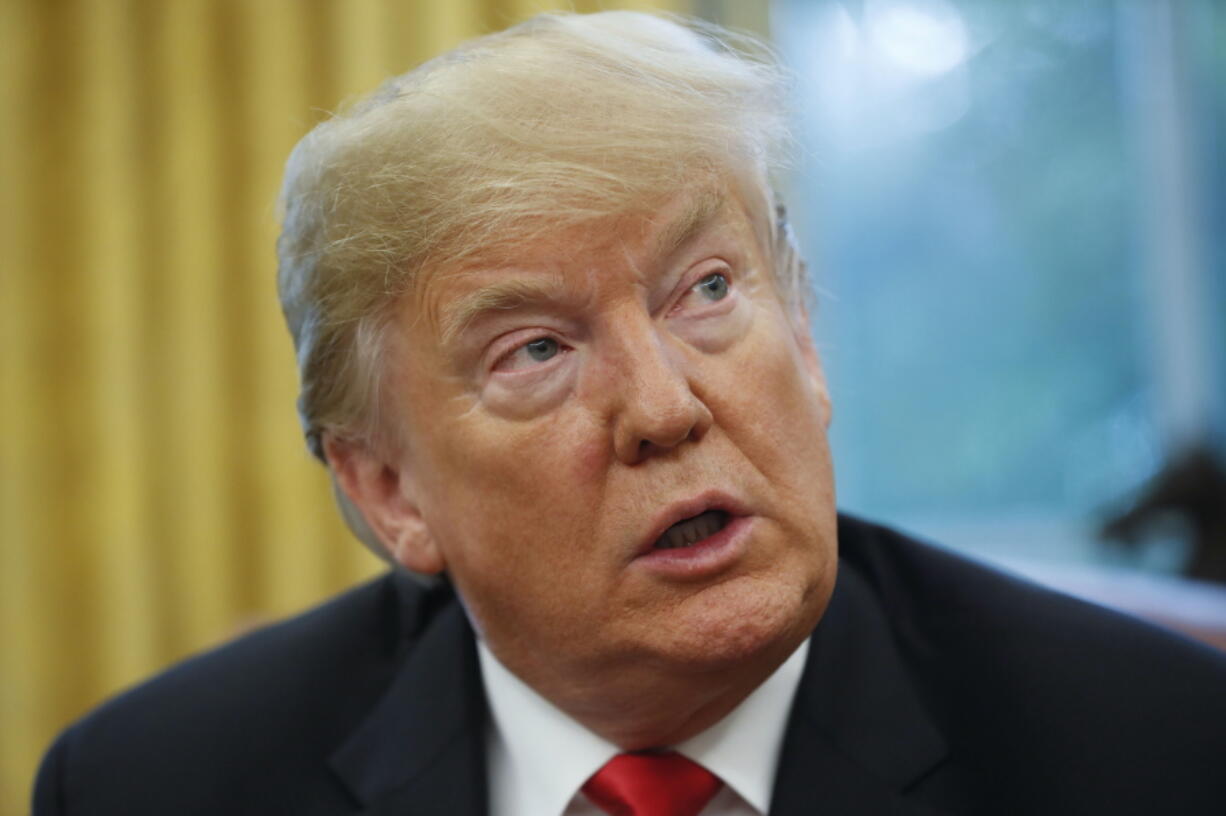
[34,11,1226,815]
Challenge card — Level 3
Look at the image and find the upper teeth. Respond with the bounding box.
[656,510,727,549]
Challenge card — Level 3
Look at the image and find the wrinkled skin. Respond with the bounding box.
[328,187,838,748]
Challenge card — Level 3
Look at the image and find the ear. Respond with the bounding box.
[790,303,833,428]
[322,433,447,575]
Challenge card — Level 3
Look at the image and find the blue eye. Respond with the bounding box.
[524,337,559,362]
[695,273,729,301]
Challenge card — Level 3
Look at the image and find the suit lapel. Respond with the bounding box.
[770,561,949,815]
[330,582,488,816]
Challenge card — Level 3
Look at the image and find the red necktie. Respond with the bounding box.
[581,751,723,816]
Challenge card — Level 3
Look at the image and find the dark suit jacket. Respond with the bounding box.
[34,515,1226,815]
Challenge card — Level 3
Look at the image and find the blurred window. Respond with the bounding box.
[769,0,1224,570]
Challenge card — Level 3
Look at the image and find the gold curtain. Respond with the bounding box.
[0,0,681,812]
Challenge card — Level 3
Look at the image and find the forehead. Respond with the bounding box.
[413,188,762,341]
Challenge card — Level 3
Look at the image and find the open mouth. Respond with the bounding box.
[652,510,730,550]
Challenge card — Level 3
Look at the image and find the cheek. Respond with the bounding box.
[570,424,615,485]
[424,411,601,544]
[424,418,607,638]
[710,316,833,485]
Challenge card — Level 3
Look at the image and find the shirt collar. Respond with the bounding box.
[674,639,809,812]
[478,638,810,816]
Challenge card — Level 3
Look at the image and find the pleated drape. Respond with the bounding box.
[0,1,680,812]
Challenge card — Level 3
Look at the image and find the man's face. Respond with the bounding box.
[377,186,837,727]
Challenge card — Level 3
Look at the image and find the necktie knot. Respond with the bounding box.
[582,751,723,816]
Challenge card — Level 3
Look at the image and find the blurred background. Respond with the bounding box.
[2,0,1223,812]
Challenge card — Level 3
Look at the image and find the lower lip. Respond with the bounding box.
[633,515,754,580]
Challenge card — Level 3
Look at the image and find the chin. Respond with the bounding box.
[657,571,828,672]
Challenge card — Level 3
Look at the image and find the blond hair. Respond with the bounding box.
[277,10,802,471]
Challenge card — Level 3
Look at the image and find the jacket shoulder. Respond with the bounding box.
[837,514,1226,812]
[839,513,1226,670]
[34,572,435,815]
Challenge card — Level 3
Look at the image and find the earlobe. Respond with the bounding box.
[322,434,448,575]
[387,515,447,576]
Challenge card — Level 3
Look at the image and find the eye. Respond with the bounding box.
[693,272,729,302]
[671,270,735,318]
[494,335,563,372]
[524,337,559,362]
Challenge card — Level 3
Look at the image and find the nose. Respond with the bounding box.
[606,322,713,465]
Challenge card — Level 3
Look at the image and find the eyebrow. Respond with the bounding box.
[438,276,567,346]
[652,189,725,260]
[437,190,727,346]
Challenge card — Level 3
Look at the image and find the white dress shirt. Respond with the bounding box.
[478,638,810,816]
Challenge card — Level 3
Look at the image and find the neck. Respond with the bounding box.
[583,676,765,750]
[494,632,806,750]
